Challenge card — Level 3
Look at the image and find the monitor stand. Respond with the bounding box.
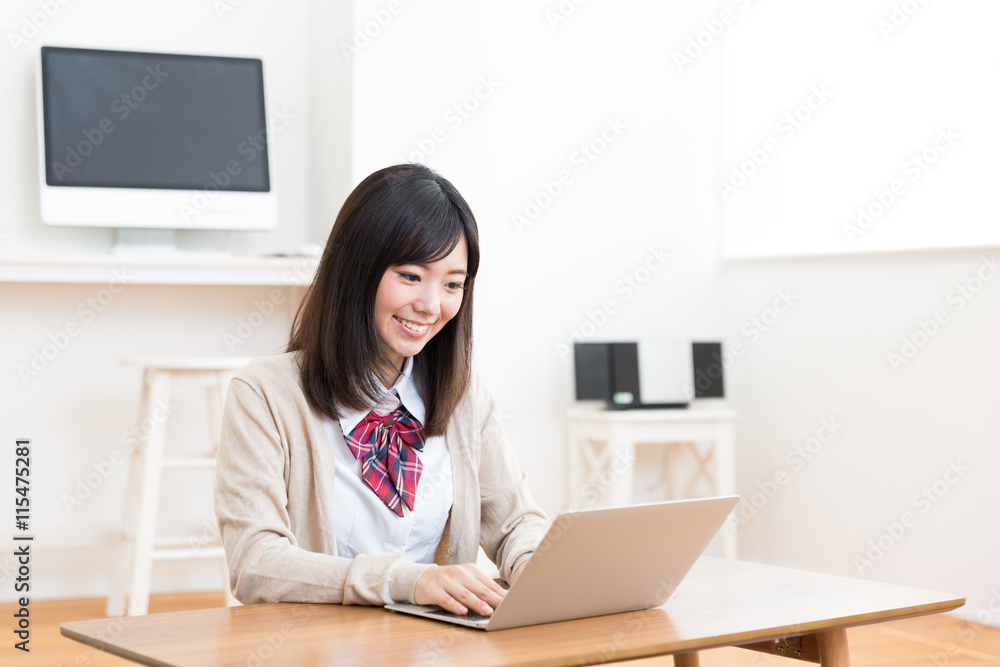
[113,228,178,255]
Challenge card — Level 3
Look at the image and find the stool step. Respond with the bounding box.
[153,536,221,548]
[161,457,217,470]
[151,546,226,561]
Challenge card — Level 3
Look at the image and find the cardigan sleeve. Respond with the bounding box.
[214,377,430,605]
[471,375,550,583]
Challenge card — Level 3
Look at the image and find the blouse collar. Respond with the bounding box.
[338,357,426,434]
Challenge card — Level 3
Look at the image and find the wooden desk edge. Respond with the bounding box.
[60,624,173,667]
[652,596,968,661]
[57,596,966,667]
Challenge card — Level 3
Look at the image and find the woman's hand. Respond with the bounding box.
[414,563,506,616]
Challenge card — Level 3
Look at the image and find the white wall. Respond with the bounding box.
[350,0,1000,627]
[0,0,351,601]
[716,0,1000,625]
[722,251,1000,624]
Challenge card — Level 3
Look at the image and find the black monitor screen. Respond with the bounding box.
[41,46,270,192]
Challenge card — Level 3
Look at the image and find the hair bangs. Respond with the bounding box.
[388,186,468,270]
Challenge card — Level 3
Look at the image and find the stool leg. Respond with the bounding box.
[208,370,240,607]
[206,371,227,455]
[126,370,172,615]
[220,557,240,607]
[106,369,153,617]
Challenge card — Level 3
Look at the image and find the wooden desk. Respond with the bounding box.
[566,405,738,558]
[61,557,963,667]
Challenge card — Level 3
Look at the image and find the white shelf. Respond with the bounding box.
[0,253,319,286]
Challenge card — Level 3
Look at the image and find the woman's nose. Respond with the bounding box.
[412,285,440,317]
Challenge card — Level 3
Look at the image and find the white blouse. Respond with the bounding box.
[322,358,453,565]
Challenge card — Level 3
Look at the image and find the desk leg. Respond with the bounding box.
[673,651,700,667]
[608,429,635,507]
[817,628,851,666]
[566,418,582,507]
[714,421,738,559]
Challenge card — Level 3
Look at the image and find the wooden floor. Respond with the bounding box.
[3,593,1000,666]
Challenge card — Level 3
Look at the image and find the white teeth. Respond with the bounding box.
[398,318,429,332]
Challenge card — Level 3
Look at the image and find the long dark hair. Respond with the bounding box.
[288,164,480,436]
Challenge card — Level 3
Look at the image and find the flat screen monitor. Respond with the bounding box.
[36,46,278,245]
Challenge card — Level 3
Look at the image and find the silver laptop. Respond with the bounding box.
[385,495,738,631]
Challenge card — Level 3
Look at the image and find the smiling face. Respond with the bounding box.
[373,235,469,385]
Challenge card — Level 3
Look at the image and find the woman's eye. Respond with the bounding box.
[399,273,419,282]
[446,282,466,291]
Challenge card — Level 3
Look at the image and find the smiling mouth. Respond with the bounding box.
[395,316,430,334]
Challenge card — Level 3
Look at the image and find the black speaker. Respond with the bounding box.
[691,342,725,398]
[573,342,641,406]
[609,342,640,405]
[573,342,611,400]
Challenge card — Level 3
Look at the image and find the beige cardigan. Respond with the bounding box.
[214,352,549,606]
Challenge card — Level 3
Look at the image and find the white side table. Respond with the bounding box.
[565,404,738,558]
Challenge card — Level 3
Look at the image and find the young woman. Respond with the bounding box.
[214,164,549,617]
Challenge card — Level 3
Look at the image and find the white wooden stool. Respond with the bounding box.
[565,404,739,559]
[106,357,251,616]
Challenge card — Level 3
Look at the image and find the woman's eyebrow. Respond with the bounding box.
[395,263,468,276]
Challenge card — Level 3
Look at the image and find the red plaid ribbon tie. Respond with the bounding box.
[344,405,426,517]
